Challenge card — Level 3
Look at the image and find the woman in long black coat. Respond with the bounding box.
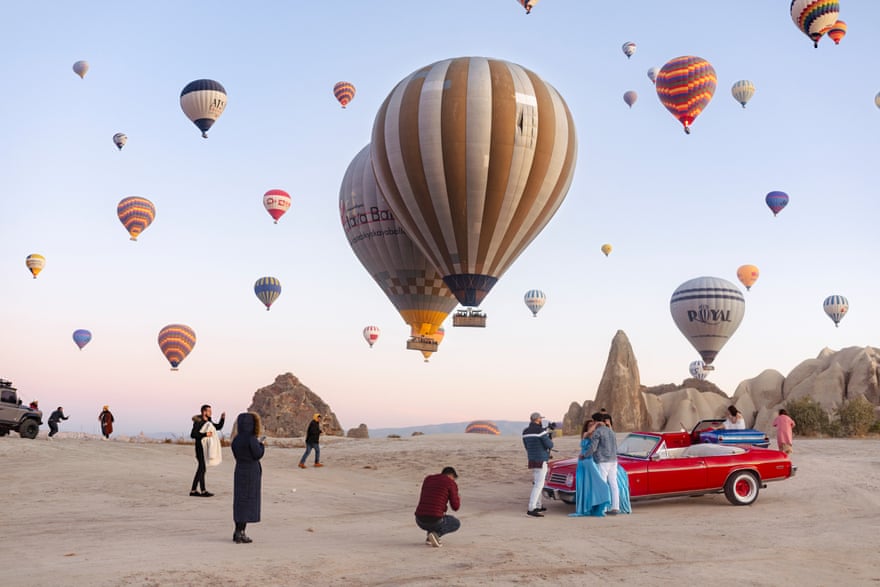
[231,412,265,544]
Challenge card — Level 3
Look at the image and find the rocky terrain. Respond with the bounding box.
[247,372,344,437]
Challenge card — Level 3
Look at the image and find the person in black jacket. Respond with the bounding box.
[298,413,323,468]
[190,404,225,497]
[47,407,69,439]
[522,411,553,517]
[231,412,265,544]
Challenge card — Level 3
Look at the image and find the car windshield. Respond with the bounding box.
[617,433,660,458]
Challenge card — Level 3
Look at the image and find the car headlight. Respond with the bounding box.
[565,473,574,488]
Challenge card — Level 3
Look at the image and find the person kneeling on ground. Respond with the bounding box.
[414,466,461,548]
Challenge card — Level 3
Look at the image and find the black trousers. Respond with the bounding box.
[48,422,59,437]
[191,453,207,492]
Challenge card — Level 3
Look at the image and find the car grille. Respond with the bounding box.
[548,472,569,485]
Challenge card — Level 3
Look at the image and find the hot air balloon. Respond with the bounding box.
[790,0,840,48]
[333,81,355,108]
[263,189,291,224]
[117,196,156,241]
[113,133,127,150]
[670,276,745,368]
[622,42,637,59]
[180,79,227,138]
[623,90,638,108]
[371,57,577,320]
[523,290,546,317]
[823,295,848,327]
[254,277,282,311]
[875,92,880,110]
[731,80,755,108]
[72,329,92,350]
[25,254,45,279]
[765,191,789,216]
[689,359,708,381]
[647,67,660,84]
[517,0,538,14]
[655,56,717,134]
[157,324,196,370]
[601,243,613,257]
[363,325,380,348]
[72,60,89,79]
[736,265,760,291]
[421,327,445,363]
[340,145,458,346]
[465,420,500,435]
[827,20,846,44]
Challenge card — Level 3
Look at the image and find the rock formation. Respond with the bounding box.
[247,373,343,438]
[347,424,369,439]
[592,330,650,432]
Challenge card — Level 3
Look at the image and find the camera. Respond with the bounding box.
[544,421,557,432]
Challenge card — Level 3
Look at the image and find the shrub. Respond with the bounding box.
[784,397,828,437]
[835,396,877,437]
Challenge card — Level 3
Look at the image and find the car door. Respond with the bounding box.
[645,442,709,495]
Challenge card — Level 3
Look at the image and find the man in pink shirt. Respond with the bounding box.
[772,409,796,455]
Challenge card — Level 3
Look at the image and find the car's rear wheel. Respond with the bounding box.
[724,471,759,505]
[19,420,39,439]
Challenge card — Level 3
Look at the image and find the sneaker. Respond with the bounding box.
[190,491,201,497]
[427,532,442,547]
[314,463,324,468]
[606,509,620,516]
[536,506,547,512]
[527,509,544,517]
[298,463,307,469]
[200,491,214,497]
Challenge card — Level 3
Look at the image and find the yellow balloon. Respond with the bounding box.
[601,244,613,257]
[25,253,45,279]
[736,265,760,291]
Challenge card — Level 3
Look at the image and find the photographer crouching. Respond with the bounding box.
[522,412,554,517]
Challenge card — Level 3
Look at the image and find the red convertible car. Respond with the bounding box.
[543,427,796,507]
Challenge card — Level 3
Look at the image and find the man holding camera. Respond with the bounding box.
[522,411,554,517]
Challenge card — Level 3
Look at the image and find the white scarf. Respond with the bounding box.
[200,421,222,467]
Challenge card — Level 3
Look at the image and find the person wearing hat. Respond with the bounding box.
[298,413,324,469]
[522,411,553,517]
[414,466,461,547]
[98,405,115,440]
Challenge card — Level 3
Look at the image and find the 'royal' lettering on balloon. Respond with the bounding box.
[687,305,731,325]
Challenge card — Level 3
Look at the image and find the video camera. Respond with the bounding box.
[544,421,557,432]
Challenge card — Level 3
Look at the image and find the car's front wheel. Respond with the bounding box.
[724,471,759,505]
[19,420,39,439]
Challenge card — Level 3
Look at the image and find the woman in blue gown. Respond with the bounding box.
[570,420,611,517]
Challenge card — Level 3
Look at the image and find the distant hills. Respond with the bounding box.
[371,420,529,437]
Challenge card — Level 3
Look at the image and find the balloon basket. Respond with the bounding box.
[407,337,438,352]
[453,308,486,328]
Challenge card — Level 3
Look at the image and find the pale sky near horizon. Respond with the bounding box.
[2,2,877,436]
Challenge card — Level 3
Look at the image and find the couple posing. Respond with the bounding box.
[571,413,631,517]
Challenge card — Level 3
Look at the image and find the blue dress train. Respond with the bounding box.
[569,437,611,517]
[617,463,631,514]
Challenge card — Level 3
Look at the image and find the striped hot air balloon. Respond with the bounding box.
[117,196,156,241]
[371,57,577,310]
[112,133,127,150]
[736,265,760,291]
[180,79,227,138]
[263,189,291,224]
[72,329,92,350]
[765,191,789,216]
[827,20,846,45]
[622,42,637,59]
[670,276,745,367]
[157,324,196,370]
[655,56,717,134]
[25,254,45,279]
[647,67,660,84]
[333,81,356,108]
[823,295,848,327]
[689,360,708,381]
[421,327,445,363]
[517,0,538,14]
[254,277,282,311]
[790,0,840,48]
[524,290,547,317]
[362,325,380,348]
[731,80,756,108]
[465,420,500,435]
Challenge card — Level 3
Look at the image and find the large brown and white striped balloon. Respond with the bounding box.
[370,57,577,307]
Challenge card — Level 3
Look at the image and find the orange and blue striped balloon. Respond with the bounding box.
[827,20,846,45]
[333,81,356,108]
[655,56,716,134]
[158,324,196,370]
[117,196,156,241]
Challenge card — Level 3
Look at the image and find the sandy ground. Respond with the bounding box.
[2,431,879,587]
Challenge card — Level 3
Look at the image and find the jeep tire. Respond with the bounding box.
[19,419,39,439]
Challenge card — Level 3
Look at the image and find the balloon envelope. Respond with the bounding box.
[180,79,227,138]
[524,289,546,317]
[254,277,282,310]
[25,254,45,279]
[790,0,840,47]
[263,189,291,224]
[827,20,846,44]
[117,196,156,241]
[517,0,538,13]
[823,295,848,327]
[465,420,500,435]
[655,56,716,134]
[765,191,789,216]
[622,42,637,58]
[670,276,745,366]
[647,67,660,84]
[363,325,380,347]
[73,60,89,78]
[333,81,355,108]
[736,265,760,290]
[601,243,613,257]
[339,145,457,338]
[731,80,755,108]
[689,360,708,381]
[371,57,577,308]
[157,324,196,370]
[113,133,127,150]
[73,329,92,350]
[623,90,638,108]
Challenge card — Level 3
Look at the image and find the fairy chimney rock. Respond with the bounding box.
[593,330,649,432]
[247,373,343,438]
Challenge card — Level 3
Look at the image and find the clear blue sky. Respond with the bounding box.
[2,1,877,435]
